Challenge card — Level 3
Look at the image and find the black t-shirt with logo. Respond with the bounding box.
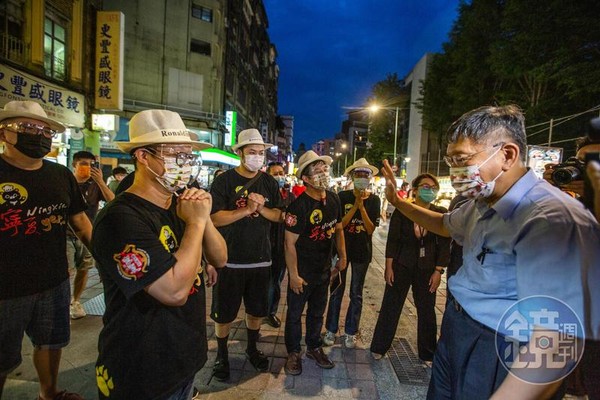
[210,169,283,265]
[0,157,87,299]
[338,190,381,263]
[92,193,207,399]
[67,179,107,238]
[285,191,341,284]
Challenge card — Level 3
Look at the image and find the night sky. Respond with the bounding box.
[264,0,460,149]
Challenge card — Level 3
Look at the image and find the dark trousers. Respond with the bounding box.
[267,254,286,316]
[427,299,565,400]
[370,261,437,361]
[284,279,328,354]
[325,261,369,335]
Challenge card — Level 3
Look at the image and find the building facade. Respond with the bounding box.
[223,0,278,149]
[95,0,279,172]
[0,0,101,165]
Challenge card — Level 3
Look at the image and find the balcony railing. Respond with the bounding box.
[0,33,27,64]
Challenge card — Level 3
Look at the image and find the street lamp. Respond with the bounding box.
[370,104,400,169]
[335,152,342,176]
[341,142,348,171]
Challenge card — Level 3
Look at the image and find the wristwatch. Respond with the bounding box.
[435,268,445,275]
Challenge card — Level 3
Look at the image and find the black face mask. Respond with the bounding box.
[14,134,52,159]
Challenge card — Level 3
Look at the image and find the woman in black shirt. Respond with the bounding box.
[370,173,450,364]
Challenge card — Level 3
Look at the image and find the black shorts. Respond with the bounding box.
[210,266,270,323]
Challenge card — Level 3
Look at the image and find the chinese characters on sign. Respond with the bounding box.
[95,11,124,111]
[0,64,85,127]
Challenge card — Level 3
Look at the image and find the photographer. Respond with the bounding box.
[542,119,600,400]
[588,160,600,222]
[543,137,600,207]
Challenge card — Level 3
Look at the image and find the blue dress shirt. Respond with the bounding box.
[444,168,600,340]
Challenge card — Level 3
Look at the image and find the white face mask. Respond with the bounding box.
[147,157,194,194]
[449,146,503,199]
[243,154,264,172]
[310,171,331,190]
[353,177,370,191]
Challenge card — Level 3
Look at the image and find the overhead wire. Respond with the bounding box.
[526,104,600,138]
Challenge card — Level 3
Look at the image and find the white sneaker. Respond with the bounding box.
[344,334,357,349]
[70,301,86,319]
[323,331,336,346]
[371,352,384,360]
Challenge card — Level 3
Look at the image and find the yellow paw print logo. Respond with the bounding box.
[96,365,114,396]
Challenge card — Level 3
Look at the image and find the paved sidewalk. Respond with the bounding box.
[5,219,446,399]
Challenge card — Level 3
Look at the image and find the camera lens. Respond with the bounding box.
[552,166,581,185]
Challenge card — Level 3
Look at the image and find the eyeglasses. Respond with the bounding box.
[0,122,58,139]
[443,142,504,167]
[145,147,201,167]
[418,184,439,191]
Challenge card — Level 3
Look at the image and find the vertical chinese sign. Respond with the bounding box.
[95,11,124,111]
[225,111,237,148]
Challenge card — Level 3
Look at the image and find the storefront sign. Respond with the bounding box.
[224,111,237,147]
[95,11,124,111]
[0,64,85,127]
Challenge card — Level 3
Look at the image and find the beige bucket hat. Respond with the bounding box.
[0,101,65,132]
[116,109,212,153]
[296,150,333,178]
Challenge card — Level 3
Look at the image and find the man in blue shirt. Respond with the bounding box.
[382,105,600,399]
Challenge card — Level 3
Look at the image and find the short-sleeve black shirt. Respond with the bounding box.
[338,190,381,263]
[0,157,87,299]
[92,193,207,399]
[285,191,341,283]
[210,169,283,265]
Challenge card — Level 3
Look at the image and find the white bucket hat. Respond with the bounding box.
[344,157,379,176]
[232,128,273,151]
[116,109,212,153]
[0,101,65,132]
[296,150,333,178]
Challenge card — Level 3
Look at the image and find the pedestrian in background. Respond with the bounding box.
[265,161,296,328]
[370,173,449,365]
[107,166,128,193]
[67,151,114,319]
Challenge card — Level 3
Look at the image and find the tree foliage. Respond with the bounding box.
[420,0,600,152]
[364,73,410,170]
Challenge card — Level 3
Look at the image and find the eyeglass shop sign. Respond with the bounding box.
[0,64,85,127]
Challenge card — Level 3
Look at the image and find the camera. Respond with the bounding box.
[92,161,100,169]
[551,157,586,185]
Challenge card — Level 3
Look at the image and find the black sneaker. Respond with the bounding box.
[246,349,269,372]
[265,314,281,328]
[213,357,230,381]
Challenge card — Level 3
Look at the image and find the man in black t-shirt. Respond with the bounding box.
[324,158,381,349]
[283,151,347,376]
[209,129,284,381]
[0,101,92,400]
[67,151,115,320]
[92,109,226,399]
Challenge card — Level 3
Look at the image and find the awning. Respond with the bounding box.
[199,148,240,167]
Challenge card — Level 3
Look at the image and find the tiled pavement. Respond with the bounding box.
[5,219,448,399]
